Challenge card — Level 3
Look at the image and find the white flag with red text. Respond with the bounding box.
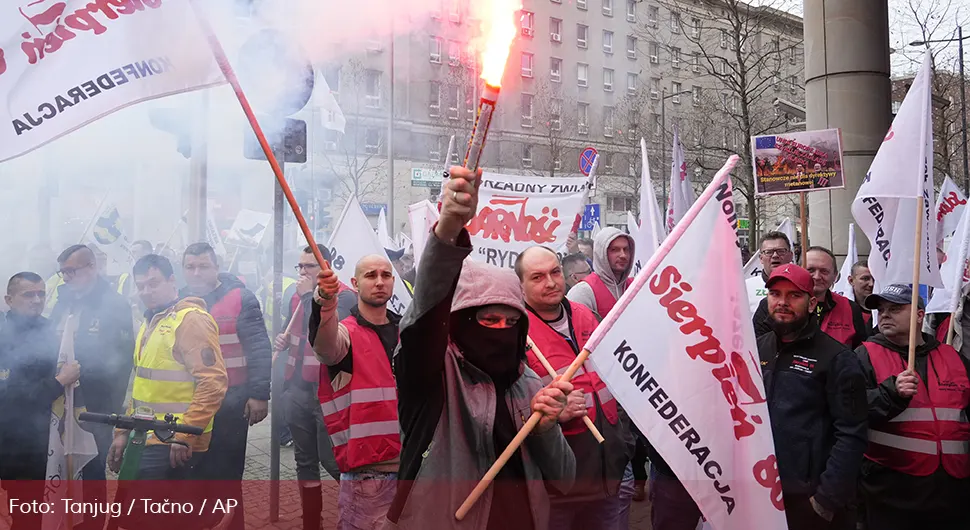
[587,163,787,530]
[666,127,691,232]
[936,176,967,245]
[832,224,859,301]
[0,0,225,163]
[927,201,970,314]
[408,199,438,269]
[633,138,666,277]
[852,54,942,288]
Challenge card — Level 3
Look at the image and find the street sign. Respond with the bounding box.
[360,202,387,216]
[579,147,598,176]
[737,218,750,230]
[580,204,601,231]
[411,168,444,188]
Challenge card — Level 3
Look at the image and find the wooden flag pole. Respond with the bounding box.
[947,312,957,345]
[907,196,925,370]
[799,192,808,267]
[455,348,592,521]
[525,337,604,443]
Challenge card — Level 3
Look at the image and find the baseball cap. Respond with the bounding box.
[765,264,814,295]
[863,284,925,311]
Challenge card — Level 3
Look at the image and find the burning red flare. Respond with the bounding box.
[478,0,522,87]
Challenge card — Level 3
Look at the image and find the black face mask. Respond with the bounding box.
[451,308,525,386]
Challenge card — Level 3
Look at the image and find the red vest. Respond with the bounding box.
[317,316,401,473]
[209,288,248,387]
[582,273,632,317]
[820,291,856,346]
[937,315,953,345]
[284,283,355,382]
[526,302,619,436]
[864,341,970,478]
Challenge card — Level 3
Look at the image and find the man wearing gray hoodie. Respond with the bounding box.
[565,228,634,320]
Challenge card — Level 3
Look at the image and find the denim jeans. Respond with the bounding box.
[338,470,398,530]
[549,493,625,530]
[648,467,701,530]
[615,463,635,529]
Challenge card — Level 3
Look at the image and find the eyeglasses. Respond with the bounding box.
[57,262,93,279]
[760,248,791,257]
[295,264,320,272]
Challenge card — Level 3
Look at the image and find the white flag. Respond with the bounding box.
[927,201,970,314]
[205,201,228,258]
[408,200,439,270]
[935,176,967,245]
[666,127,690,232]
[741,218,795,277]
[585,156,788,530]
[43,315,99,530]
[86,202,132,266]
[832,224,859,300]
[0,0,225,163]
[633,138,666,277]
[852,54,942,288]
[313,68,345,133]
[225,210,271,249]
[328,196,412,315]
[377,207,398,251]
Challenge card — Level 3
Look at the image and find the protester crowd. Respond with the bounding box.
[0,165,967,530]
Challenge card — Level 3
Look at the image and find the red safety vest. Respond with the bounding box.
[582,273,632,317]
[285,284,354,382]
[208,287,248,387]
[937,315,953,345]
[526,302,619,436]
[820,291,856,346]
[317,315,401,473]
[864,341,970,478]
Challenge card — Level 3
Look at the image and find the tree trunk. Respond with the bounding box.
[747,191,758,253]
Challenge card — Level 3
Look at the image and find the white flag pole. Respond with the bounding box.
[908,196,924,370]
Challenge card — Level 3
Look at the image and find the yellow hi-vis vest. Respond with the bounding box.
[116,272,130,295]
[262,276,297,325]
[131,306,215,434]
[44,274,64,316]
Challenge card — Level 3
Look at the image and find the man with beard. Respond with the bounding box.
[754,246,869,348]
[757,264,868,530]
[387,166,575,530]
[515,246,633,530]
[746,231,794,313]
[180,242,272,530]
[848,260,875,328]
[567,228,634,320]
[856,285,970,529]
[310,254,402,529]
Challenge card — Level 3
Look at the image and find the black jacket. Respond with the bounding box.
[0,312,63,457]
[48,278,134,415]
[757,316,869,514]
[753,290,870,349]
[855,333,970,512]
[180,273,272,401]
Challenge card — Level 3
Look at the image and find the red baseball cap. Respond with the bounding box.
[765,264,814,295]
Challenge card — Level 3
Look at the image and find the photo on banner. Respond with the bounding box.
[751,129,845,195]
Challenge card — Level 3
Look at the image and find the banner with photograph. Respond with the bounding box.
[751,129,845,195]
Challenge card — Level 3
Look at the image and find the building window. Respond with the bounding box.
[430,135,444,161]
[651,113,661,136]
[364,128,381,154]
[672,81,682,103]
[602,0,612,16]
[322,129,340,151]
[722,127,729,148]
[603,30,614,54]
[692,52,701,73]
[789,46,796,63]
[521,10,534,37]
[577,24,588,48]
[671,47,681,68]
[608,195,633,211]
[554,155,562,171]
[364,70,381,108]
[430,37,442,63]
[448,40,461,66]
[626,0,635,21]
[720,29,728,49]
[550,98,562,131]
[627,72,637,95]
[578,103,589,134]
[522,144,534,168]
[322,65,341,97]
[627,35,637,59]
[551,17,562,42]
[521,93,534,128]
[521,52,534,77]
[447,85,460,119]
[429,82,441,117]
[647,5,658,27]
[649,41,659,63]
[578,62,589,87]
[789,75,797,93]
[602,152,613,173]
[731,95,738,112]
[604,106,615,137]
[550,57,562,82]
[650,77,660,99]
[465,84,476,122]
[603,68,614,92]
[449,0,460,22]
[692,17,701,38]
[670,11,680,33]
[577,0,587,10]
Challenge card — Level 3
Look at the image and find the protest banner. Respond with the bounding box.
[225,210,272,249]
[467,171,590,270]
[0,0,225,163]
[935,175,967,245]
[751,129,845,195]
[633,137,666,277]
[85,201,132,266]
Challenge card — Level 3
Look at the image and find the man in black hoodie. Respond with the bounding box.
[181,242,272,530]
[0,272,80,529]
[856,284,970,529]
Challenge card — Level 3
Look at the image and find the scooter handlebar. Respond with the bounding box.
[78,412,204,436]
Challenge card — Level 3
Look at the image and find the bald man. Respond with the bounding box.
[310,254,402,528]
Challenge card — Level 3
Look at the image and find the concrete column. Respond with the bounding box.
[804,1,891,256]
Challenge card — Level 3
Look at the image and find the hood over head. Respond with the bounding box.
[592,227,635,288]
[452,259,527,316]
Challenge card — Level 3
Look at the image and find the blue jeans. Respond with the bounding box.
[615,463,635,530]
[649,467,701,530]
[549,492,625,530]
[338,471,397,530]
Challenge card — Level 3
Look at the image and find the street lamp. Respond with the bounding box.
[660,88,693,209]
[911,26,970,195]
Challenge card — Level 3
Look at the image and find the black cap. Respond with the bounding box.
[863,283,925,311]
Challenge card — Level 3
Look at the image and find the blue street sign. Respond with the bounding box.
[579,147,598,176]
[580,204,601,231]
[360,203,387,216]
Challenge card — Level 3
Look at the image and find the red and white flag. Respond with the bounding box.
[935,175,967,245]
[852,54,942,288]
[0,0,225,163]
[633,137,666,277]
[408,199,439,269]
[585,155,788,530]
[666,126,692,232]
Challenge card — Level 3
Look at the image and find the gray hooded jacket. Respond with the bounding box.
[387,229,576,530]
[566,227,635,319]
